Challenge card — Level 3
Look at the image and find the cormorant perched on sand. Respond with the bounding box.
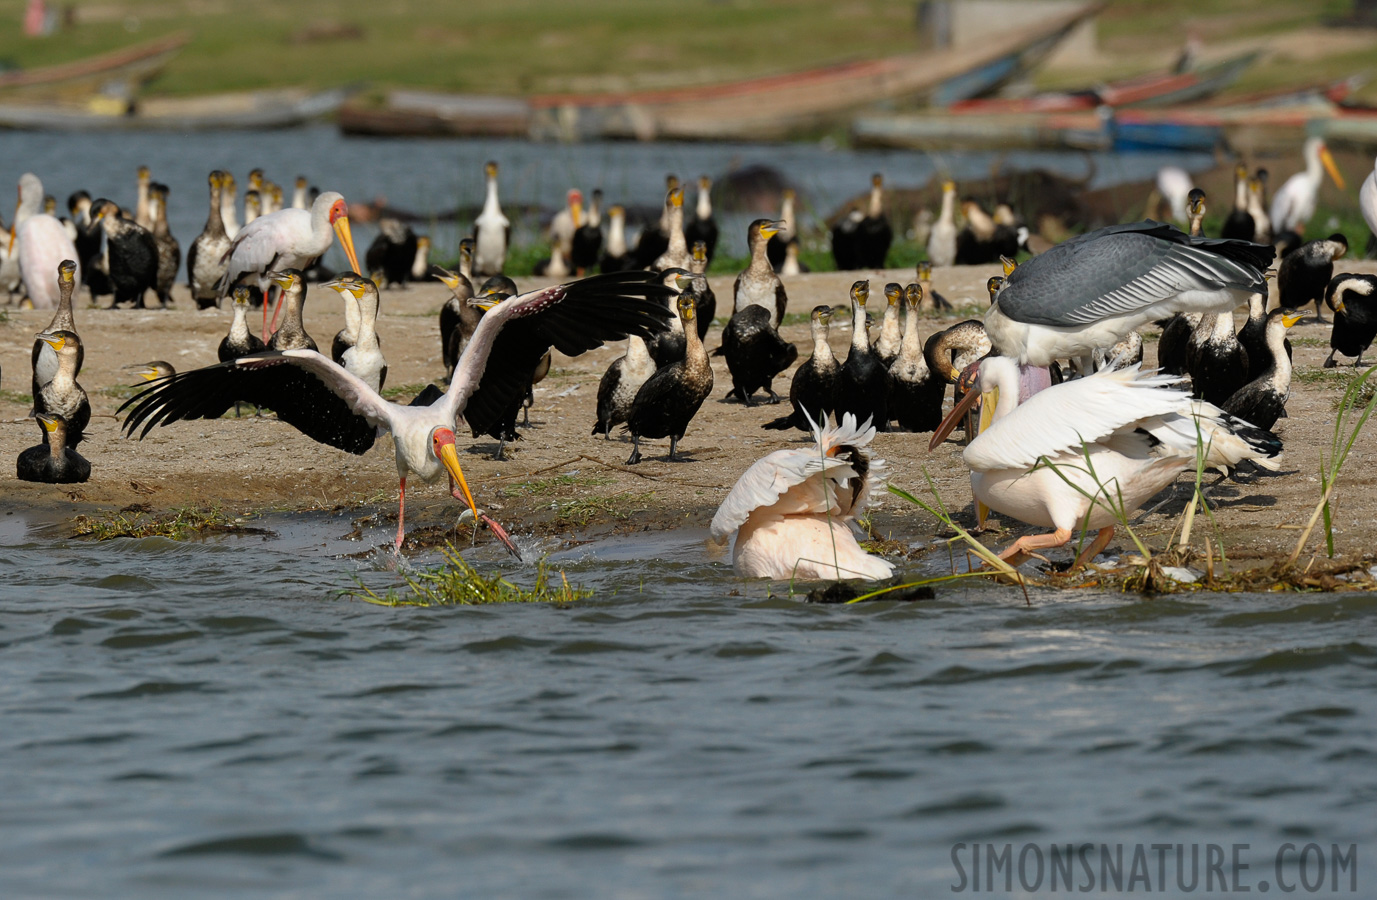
[188,171,231,309]
[722,304,798,406]
[633,174,678,270]
[733,219,787,327]
[219,171,240,239]
[1156,189,1211,377]
[625,288,713,464]
[326,272,387,392]
[219,287,267,362]
[889,284,946,433]
[1279,233,1347,323]
[1237,290,1291,382]
[411,235,431,283]
[915,261,950,312]
[437,239,479,380]
[836,280,891,431]
[473,160,509,276]
[593,332,656,439]
[91,199,158,308]
[955,198,1019,265]
[1221,163,1255,242]
[1247,174,1272,245]
[872,282,903,368]
[1186,311,1249,407]
[766,188,796,272]
[68,191,111,302]
[124,361,176,383]
[364,216,418,289]
[32,330,89,447]
[1222,308,1304,430]
[684,176,718,264]
[265,269,317,352]
[149,183,180,307]
[1324,274,1377,367]
[532,240,570,279]
[832,173,891,270]
[927,180,958,267]
[763,304,839,432]
[600,205,633,273]
[32,260,82,400]
[646,268,689,366]
[571,189,603,276]
[17,414,90,484]
[652,187,690,273]
[686,241,716,342]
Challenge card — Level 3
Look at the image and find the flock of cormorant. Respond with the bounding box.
[5,143,1377,578]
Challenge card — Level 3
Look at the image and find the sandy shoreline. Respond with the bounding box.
[4,263,1377,568]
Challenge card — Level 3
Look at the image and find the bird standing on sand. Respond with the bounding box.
[90,199,158,309]
[593,331,657,440]
[625,287,713,464]
[437,239,479,379]
[1222,163,1255,241]
[571,189,603,276]
[712,411,892,582]
[149,183,180,307]
[188,171,232,309]
[121,271,675,552]
[872,282,904,368]
[1270,137,1345,235]
[889,284,947,433]
[32,260,82,399]
[763,304,840,432]
[264,270,318,352]
[685,175,718,264]
[926,180,958,268]
[33,329,90,447]
[326,272,387,392]
[1185,309,1249,407]
[600,205,632,273]
[17,414,90,484]
[1278,233,1347,323]
[219,287,266,363]
[836,280,891,432]
[652,187,691,273]
[1222,308,1304,431]
[476,160,514,276]
[722,304,798,406]
[365,217,418,289]
[929,357,1282,568]
[14,173,81,309]
[985,220,1274,370]
[733,219,788,327]
[1324,274,1377,368]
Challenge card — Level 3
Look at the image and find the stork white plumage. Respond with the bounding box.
[710,412,894,581]
[1155,166,1194,223]
[13,173,80,309]
[929,357,1283,568]
[217,190,360,300]
[1270,137,1345,235]
[121,271,674,552]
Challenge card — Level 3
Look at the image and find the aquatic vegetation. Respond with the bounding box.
[349,544,588,607]
[501,473,614,498]
[1289,365,1377,563]
[72,505,264,541]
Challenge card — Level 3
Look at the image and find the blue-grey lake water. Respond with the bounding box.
[0,129,1372,897]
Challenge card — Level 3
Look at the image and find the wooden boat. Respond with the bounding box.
[339,91,531,138]
[852,108,1225,153]
[0,87,348,131]
[0,31,189,96]
[521,3,1101,141]
[947,51,1258,115]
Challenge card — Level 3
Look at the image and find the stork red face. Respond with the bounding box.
[431,427,479,520]
[328,198,362,276]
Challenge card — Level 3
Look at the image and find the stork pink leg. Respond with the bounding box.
[394,476,407,552]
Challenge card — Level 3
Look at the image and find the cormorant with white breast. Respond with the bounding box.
[763,304,839,432]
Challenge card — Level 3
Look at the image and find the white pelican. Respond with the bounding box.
[15,173,81,309]
[710,411,893,581]
[929,357,1282,568]
[473,160,509,276]
[1270,137,1345,235]
[985,221,1273,367]
[1155,166,1194,223]
[120,271,675,552]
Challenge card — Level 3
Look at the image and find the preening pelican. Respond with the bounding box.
[711,411,893,581]
[120,271,674,552]
[929,357,1282,568]
[985,221,1273,367]
[1270,137,1345,235]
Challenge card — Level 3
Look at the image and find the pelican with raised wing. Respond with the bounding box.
[985,221,1274,368]
[120,271,675,552]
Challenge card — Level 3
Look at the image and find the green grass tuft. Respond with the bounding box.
[72,505,260,541]
[502,474,614,498]
[348,545,589,607]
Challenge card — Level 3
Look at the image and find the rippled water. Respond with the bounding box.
[2,508,1375,897]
